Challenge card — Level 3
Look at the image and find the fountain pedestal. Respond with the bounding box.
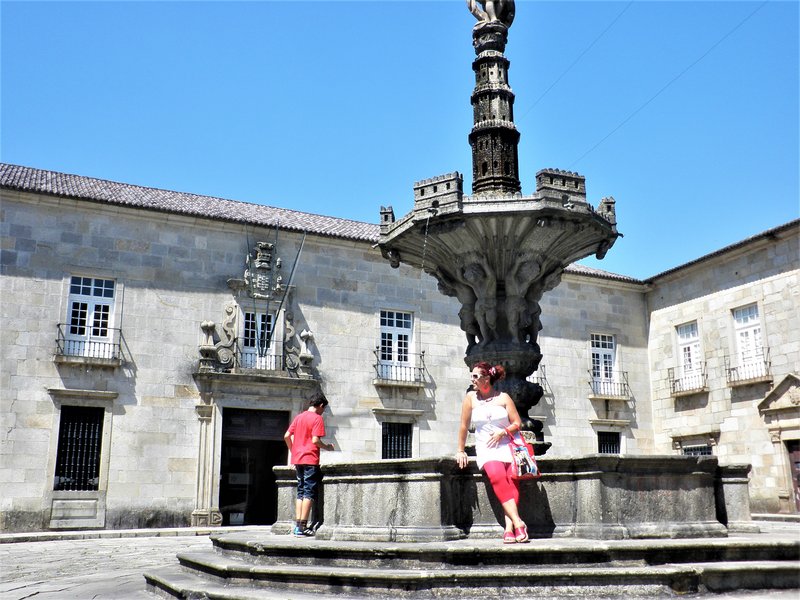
[272,456,753,541]
[379,11,619,449]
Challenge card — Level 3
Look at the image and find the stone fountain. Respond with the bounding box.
[378,0,618,453]
[142,9,761,598]
[267,0,751,543]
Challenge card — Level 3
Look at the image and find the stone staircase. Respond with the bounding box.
[144,528,800,599]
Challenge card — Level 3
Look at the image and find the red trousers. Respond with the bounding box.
[482,460,519,505]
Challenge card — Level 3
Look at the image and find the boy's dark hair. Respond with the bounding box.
[308,392,329,408]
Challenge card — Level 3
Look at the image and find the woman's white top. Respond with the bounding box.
[471,398,513,470]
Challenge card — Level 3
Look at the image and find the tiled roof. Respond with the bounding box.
[0,163,379,243]
[11,163,788,286]
[564,262,640,283]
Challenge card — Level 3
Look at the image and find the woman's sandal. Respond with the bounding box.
[502,531,517,544]
[514,525,529,543]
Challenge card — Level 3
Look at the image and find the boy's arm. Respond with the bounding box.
[311,435,334,451]
[283,430,293,451]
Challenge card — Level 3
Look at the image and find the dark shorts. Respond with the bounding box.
[295,465,321,500]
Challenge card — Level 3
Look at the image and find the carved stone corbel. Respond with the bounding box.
[298,329,315,378]
[196,302,237,372]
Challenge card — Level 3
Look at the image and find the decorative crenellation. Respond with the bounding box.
[597,196,617,226]
[380,206,395,225]
[535,169,587,197]
[413,172,464,213]
[473,54,511,87]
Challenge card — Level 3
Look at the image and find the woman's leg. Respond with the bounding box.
[483,461,525,531]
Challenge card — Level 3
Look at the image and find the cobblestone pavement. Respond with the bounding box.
[0,534,215,599]
[0,523,798,600]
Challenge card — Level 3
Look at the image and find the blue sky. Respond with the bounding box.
[2,1,798,280]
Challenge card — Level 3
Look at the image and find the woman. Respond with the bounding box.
[455,361,528,543]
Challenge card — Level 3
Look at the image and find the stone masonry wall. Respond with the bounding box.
[537,274,653,457]
[3,184,795,531]
[0,189,471,530]
[646,229,800,513]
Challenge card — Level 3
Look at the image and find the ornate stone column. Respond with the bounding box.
[191,403,222,527]
[378,2,619,454]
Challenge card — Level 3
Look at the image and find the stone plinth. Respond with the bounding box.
[274,455,750,542]
[716,463,760,533]
[274,458,464,542]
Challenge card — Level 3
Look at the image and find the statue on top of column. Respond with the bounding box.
[467,0,515,28]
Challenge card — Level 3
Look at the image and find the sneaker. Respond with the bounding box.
[302,527,316,537]
[292,526,305,537]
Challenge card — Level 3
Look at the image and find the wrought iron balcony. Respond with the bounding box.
[373,349,426,386]
[236,347,284,371]
[725,348,772,386]
[55,323,122,366]
[668,364,708,396]
[587,370,631,399]
[526,365,548,387]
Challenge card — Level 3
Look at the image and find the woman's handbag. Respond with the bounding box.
[507,432,540,480]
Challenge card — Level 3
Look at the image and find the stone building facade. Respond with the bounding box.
[1,163,798,532]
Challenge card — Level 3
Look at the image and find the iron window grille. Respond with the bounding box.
[382,422,413,459]
[682,445,713,456]
[53,406,104,491]
[597,431,621,454]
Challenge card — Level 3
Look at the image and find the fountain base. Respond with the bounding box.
[272,456,756,542]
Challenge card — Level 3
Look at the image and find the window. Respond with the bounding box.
[597,431,620,454]
[682,445,713,456]
[240,311,277,369]
[677,322,700,374]
[732,304,765,378]
[674,321,704,392]
[591,334,615,381]
[590,334,627,397]
[382,422,412,459]
[54,406,104,491]
[64,276,116,358]
[378,310,415,381]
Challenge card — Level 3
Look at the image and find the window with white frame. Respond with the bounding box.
[590,333,615,392]
[732,304,765,378]
[591,334,615,380]
[65,276,116,358]
[240,310,278,369]
[676,321,703,389]
[378,310,413,381]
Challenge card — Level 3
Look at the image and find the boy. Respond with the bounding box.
[283,392,334,537]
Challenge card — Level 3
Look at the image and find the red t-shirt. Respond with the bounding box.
[287,410,326,465]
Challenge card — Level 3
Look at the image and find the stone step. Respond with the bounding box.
[145,551,800,599]
[209,532,800,569]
